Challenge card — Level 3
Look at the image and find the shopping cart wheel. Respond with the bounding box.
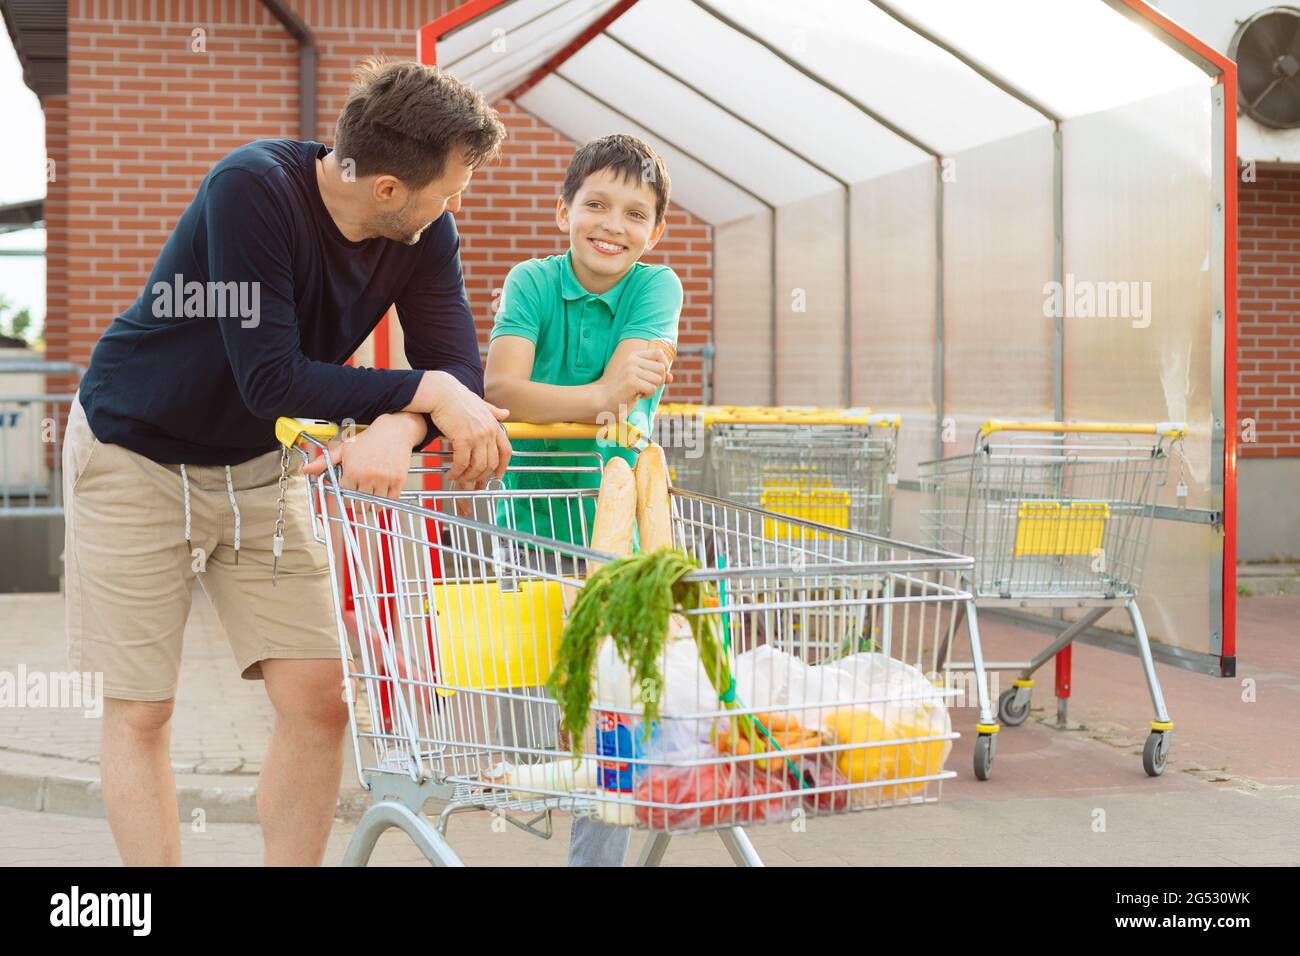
[1142,731,1169,777]
[997,688,1031,727]
[974,734,996,781]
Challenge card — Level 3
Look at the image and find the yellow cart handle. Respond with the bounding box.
[275,417,346,448]
[274,416,644,450]
[981,419,1188,439]
[659,404,898,428]
[505,420,644,448]
[712,406,877,426]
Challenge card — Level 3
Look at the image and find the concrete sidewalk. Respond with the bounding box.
[2,587,1298,865]
[0,588,366,823]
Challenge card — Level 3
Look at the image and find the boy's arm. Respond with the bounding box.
[485,336,670,424]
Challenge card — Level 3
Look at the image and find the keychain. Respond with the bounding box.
[272,445,288,584]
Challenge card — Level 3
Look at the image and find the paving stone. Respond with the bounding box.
[4,591,1300,865]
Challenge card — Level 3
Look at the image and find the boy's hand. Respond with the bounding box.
[302,413,423,500]
[599,347,672,414]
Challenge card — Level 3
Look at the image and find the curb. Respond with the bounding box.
[1237,564,1300,597]
[0,750,371,824]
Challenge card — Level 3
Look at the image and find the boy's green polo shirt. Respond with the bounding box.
[490,250,682,546]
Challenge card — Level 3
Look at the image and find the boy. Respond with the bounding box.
[484,134,682,866]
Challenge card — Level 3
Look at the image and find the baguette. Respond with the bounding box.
[636,442,694,645]
[634,443,674,552]
[587,456,637,576]
[562,457,636,616]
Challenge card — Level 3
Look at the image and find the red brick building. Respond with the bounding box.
[4,0,1297,563]
[1236,164,1300,558]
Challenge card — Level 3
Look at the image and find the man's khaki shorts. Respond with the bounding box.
[63,394,346,701]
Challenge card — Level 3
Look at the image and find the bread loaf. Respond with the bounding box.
[587,456,636,575]
[635,443,674,552]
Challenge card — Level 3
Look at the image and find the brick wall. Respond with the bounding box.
[1238,164,1300,459]
[43,0,712,408]
[42,95,69,396]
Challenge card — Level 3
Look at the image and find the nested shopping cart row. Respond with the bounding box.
[658,407,1186,781]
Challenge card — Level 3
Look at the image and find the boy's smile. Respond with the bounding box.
[588,236,627,256]
[558,167,666,294]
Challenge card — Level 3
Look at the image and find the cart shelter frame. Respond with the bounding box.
[402,0,1237,678]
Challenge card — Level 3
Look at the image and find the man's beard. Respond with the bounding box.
[375,203,428,245]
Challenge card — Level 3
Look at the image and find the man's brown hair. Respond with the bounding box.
[561,134,671,225]
[334,59,506,189]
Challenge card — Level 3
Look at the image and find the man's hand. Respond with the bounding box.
[302,412,425,500]
[425,372,513,485]
[597,347,672,415]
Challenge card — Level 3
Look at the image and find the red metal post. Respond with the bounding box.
[1055,644,1072,700]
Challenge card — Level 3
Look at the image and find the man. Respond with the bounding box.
[64,60,510,865]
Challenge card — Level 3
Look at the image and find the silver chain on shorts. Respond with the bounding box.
[271,446,288,584]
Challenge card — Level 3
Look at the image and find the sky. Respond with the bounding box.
[0,23,49,334]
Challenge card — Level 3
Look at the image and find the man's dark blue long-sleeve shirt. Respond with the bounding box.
[78,139,482,465]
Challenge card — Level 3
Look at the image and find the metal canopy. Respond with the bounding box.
[418,0,1238,672]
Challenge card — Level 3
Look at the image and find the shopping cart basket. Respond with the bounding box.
[711,408,900,539]
[656,405,900,540]
[653,402,719,492]
[919,420,1188,779]
[277,418,978,867]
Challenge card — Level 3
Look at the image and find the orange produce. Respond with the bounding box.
[825,708,946,800]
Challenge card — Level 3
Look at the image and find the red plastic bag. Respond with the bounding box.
[635,763,737,830]
[799,760,852,814]
[734,764,800,824]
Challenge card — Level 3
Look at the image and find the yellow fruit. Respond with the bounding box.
[826,708,947,799]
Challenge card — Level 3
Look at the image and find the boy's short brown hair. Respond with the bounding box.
[334,59,506,189]
[561,134,671,225]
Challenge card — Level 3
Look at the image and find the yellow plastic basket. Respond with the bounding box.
[759,479,851,540]
[429,580,565,694]
[1013,501,1110,556]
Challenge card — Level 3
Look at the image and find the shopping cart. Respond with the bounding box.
[656,405,900,540]
[276,417,979,867]
[919,420,1188,779]
[654,401,716,491]
[712,408,899,540]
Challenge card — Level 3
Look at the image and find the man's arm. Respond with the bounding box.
[393,213,487,448]
[205,167,444,424]
[389,212,511,481]
[485,336,669,424]
[206,170,504,494]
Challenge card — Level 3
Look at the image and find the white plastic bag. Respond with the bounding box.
[731,647,953,798]
[817,652,953,800]
[593,615,715,718]
[590,621,717,787]
[830,652,952,741]
[733,645,858,729]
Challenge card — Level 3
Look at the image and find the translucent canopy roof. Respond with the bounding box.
[420,0,1237,661]
[428,0,1212,225]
